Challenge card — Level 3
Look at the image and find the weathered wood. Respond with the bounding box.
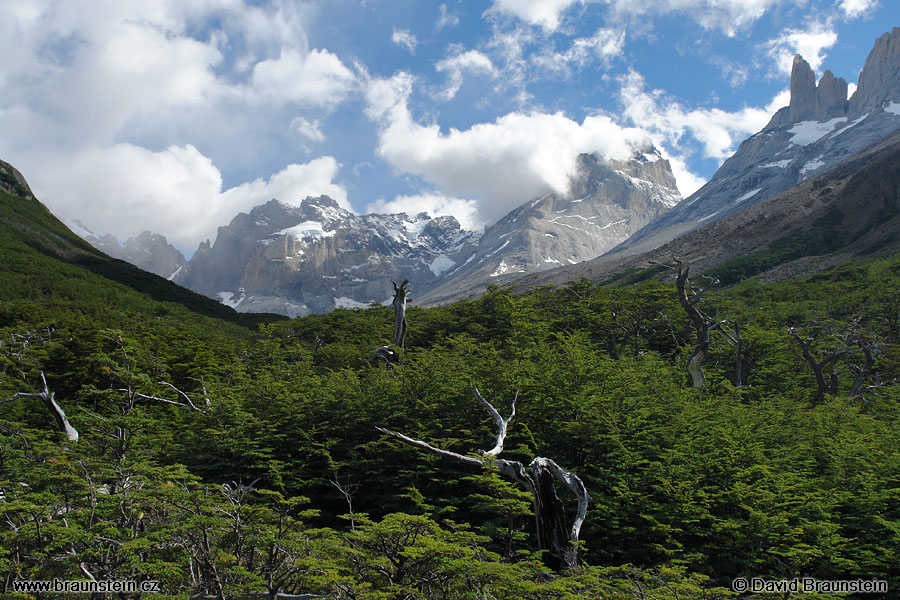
[2,372,78,441]
[849,339,879,399]
[788,327,847,402]
[377,386,590,571]
[671,258,722,389]
[391,279,410,348]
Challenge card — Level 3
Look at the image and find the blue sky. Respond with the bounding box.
[0,0,895,253]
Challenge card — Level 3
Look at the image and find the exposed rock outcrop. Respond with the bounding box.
[850,26,900,113]
[0,159,33,198]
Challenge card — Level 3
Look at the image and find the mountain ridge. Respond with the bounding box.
[610,27,900,259]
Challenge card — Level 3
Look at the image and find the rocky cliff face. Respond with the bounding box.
[173,196,476,316]
[76,225,187,280]
[417,148,681,305]
[613,27,900,257]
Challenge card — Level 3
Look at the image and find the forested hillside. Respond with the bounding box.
[2,184,900,598]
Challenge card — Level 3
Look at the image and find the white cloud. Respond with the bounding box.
[365,72,652,224]
[251,48,357,107]
[436,3,460,30]
[486,0,582,31]
[292,116,325,142]
[766,23,838,74]
[367,194,480,230]
[532,28,625,75]
[838,0,878,18]
[617,70,778,195]
[488,0,796,35]
[0,0,360,250]
[0,1,359,147]
[605,0,789,36]
[435,50,497,100]
[391,28,418,54]
[29,145,346,252]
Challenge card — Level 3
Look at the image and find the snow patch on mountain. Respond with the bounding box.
[218,290,245,309]
[278,221,335,238]
[801,156,827,175]
[735,188,761,204]
[789,117,847,146]
[429,255,455,276]
[334,297,369,309]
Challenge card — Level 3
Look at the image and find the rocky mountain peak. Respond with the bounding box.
[416,147,681,305]
[850,26,900,113]
[768,55,850,127]
[75,224,187,281]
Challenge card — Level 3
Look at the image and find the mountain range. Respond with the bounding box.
[77,144,680,316]
[28,26,900,314]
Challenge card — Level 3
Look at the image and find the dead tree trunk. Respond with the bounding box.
[668,259,722,389]
[2,372,78,441]
[392,279,410,348]
[377,386,590,571]
[373,280,410,364]
[849,339,879,399]
[788,327,847,403]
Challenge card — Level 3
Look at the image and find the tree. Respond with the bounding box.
[788,319,881,402]
[372,279,410,364]
[1,372,78,441]
[392,279,410,349]
[377,385,591,572]
[665,259,725,389]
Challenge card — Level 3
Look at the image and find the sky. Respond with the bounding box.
[0,0,895,255]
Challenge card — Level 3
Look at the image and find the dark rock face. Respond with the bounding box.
[173,196,476,316]
[613,28,900,257]
[417,148,681,305]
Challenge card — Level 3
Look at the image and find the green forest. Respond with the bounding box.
[2,186,900,599]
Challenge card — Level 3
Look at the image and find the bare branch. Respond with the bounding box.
[472,385,517,457]
[377,385,590,571]
[375,426,483,469]
[132,385,205,412]
[391,279,410,348]
[159,381,204,412]
[3,372,78,441]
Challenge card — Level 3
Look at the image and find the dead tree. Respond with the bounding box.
[1,372,78,441]
[377,386,591,572]
[392,279,410,348]
[849,338,879,399]
[663,259,724,388]
[372,279,410,364]
[789,322,881,402]
[788,327,844,402]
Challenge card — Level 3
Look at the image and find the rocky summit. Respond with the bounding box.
[614,27,900,257]
[172,196,476,317]
[74,225,188,282]
[417,148,680,305]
